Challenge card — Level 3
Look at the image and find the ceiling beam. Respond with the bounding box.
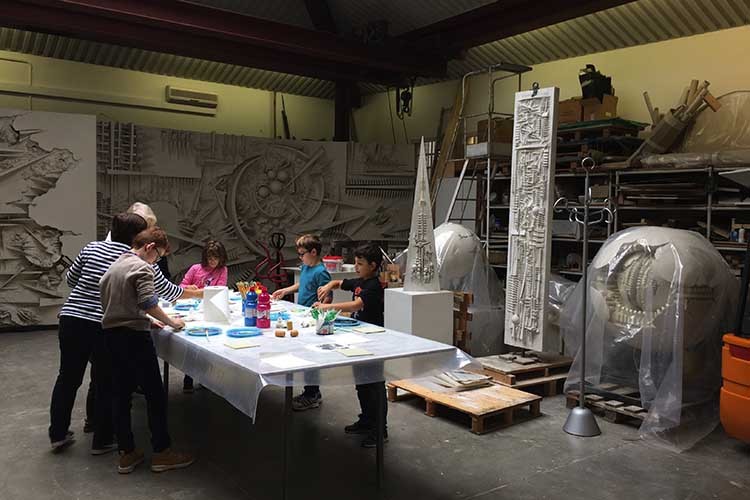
[304,0,338,34]
[399,0,638,55]
[2,0,446,84]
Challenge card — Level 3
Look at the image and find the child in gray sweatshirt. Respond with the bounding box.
[100,226,193,475]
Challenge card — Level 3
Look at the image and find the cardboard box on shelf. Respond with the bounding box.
[558,97,583,124]
[477,118,514,143]
[581,94,618,121]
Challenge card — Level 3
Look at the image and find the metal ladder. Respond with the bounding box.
[440,62,531,257]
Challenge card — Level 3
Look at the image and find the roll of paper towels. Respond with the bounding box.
[203,286,230,323]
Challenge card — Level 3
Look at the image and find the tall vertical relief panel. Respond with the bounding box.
[0,110,96,328]
[504,87,559,351]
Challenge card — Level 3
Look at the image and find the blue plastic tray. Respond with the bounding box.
[226,327,262,338]
[334,317,360,327]
[185,326,222,337]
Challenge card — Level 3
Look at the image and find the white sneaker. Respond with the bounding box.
[51,431,75,453]
[91,442,118,456]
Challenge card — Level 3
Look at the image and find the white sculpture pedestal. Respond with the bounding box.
[384,288,454,345]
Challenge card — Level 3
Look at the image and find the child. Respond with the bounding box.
[179,240,228,392]
[180,240,228,289]
[272,234,331,410]
[100,227,193,474]
[314,243,386,448]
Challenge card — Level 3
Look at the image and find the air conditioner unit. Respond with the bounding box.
[165,86,218,109]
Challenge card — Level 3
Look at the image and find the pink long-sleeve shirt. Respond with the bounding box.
[180,264,227,289]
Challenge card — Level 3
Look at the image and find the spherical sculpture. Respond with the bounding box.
[434,223,482,282]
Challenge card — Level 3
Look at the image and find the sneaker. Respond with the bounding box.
[50,431,75,453]
[292,392,322,411]
[83,419,94,433]
[91,442,118,456]
[118,449,144,474]
[361,431,389,449]
[344,419,373,435]
[151,449,195,473]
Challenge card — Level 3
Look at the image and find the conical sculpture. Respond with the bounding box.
[404,138,440,292]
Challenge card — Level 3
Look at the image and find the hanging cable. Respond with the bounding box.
[386,87,397,144]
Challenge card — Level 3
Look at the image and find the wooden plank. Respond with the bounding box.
[430,85,467,202]
[390,378,540,417]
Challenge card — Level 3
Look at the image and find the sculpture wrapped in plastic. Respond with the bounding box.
[560,227,738,451]
[433,223,505,356]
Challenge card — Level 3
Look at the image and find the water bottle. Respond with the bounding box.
[256,286,271,329]
[244,288,258,327]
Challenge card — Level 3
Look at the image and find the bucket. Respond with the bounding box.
[323,256,343,273]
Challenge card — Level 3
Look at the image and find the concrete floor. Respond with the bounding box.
[1,329,748,500]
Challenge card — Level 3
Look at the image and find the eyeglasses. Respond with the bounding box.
[154,247,166,263]
[297,250,309,258]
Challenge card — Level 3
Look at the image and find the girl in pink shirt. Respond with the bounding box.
[180,240,228,289]
[180,240,228,393]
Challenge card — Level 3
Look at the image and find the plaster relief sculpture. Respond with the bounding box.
[504,87,559,351]
[0,110,95,327]
[98,124,416,287]
[404,138,439,292]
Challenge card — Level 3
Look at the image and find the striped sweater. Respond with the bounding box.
[59,240,182,323]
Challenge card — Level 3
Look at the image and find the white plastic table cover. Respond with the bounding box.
[152,296,473,421]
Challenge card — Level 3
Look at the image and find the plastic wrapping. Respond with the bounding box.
[680,91,750,152]
[640,149,750,169]
[547,274,576,350]
[560,227,738,451]
[152,299,473,421]
[432,223,505,356]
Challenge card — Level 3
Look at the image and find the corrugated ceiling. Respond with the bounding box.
[0,0,748,99]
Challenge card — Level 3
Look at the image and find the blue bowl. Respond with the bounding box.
[226,327,262,338]
[185,326,222,337]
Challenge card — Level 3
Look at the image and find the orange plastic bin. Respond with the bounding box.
[721,333,750,443]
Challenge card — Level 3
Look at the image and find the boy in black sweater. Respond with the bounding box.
[314,243,386,448]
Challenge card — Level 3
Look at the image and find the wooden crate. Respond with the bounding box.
[387,378,541,434]
[475,353,573,396]
[565,390,647,425]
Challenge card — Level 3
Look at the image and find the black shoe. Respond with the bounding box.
[183,379,194,394]
[361,431,389,448]
[344,420,373,435]
[83,419,94,433]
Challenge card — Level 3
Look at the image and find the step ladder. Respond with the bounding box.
[435,63,531,257]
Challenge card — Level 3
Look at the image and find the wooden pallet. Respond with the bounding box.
[453,292,473,353]
[475,353,573,396]
[565,390,648,425]
[387,378,541,434]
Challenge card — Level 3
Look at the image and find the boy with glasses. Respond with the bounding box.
[272,234,331,410]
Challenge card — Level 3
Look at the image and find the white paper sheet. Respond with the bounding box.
[262,353,315,369]
[331,332,371,345]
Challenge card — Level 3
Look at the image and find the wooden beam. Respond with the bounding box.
[400,0,638,54]
[4,0,446,84]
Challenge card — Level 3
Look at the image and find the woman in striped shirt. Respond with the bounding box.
[49,213,202,453]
